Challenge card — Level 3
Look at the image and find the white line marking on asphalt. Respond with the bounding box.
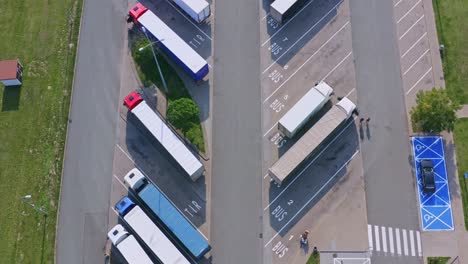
[263,123,277,137]
[368,225,373,251]
[263,21,350,104]
[397,0,421,24]
[264,117,357,210]
[389,227,395,254]
[261,13,269,21]
[163,0,212,41]
[394,0,403,7]
[111,207,119,216]
[416,231,422,256]
[264,173,269,179]
[396,228,402,255]
[264,151,359,247]
[403,49,430,75]
[400,14,425,40]
[406,67,432,95]
[321,51,352,81]
[345,88,356,98]
[381,226,387,253]
[262,0,344,74]
[261,0,318,46]
[374,225,381,252]
[402,229,409,256]
[117,144,135,163]
[401,32,427,58]
[113,174,126,188]
[410,230,416,256]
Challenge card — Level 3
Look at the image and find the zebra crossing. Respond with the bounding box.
[368,224,422,257]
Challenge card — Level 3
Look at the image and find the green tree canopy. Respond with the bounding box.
[411,88,460,133]
[166,98,200,133]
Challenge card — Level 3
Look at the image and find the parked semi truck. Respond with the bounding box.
[124,168,211,259]
[115,197,191,264]
[173,0,210,23]
[129,3,209,81]
[107,224,153,264]
[278,81,333,138]
[124,91,204,181]
[270,0,309,24]
[269,97,356,184]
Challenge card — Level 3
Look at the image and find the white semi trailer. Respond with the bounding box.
[107,224,153,264]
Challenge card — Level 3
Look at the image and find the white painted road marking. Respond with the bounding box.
[263,21,350,104]
[397,0,421,24]
[406,67,432,95]
[163,0,212,40]
[264,151,359,247]
[389,227,395,254]
[396,228,402,255]
[264,117,357,209]
[321,51,352,81]
[403,49,429,76]
[416,231,422,256]
[401,32,427,58]
[402,229,409,256]
[262,0,344,74]
[374,225,380,252]
[394,0,403,7]
[381,226,387,253]
[410,230,416,256]
[368,225,373,251]
[400,14,425,40]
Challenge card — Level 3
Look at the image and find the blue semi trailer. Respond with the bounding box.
[124,168,211,259]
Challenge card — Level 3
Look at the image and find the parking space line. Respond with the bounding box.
[264,117,357,209]
[261,13,269,21]
[263,21,350,104]
[400,14,425,40]
[406,67,432,95]
[416,231,422,256]
[162,0,212,41]
[345,88,356,98]
[262,0,344,74]
[381,226,387,253]
[402,229,409,256]
[111,207,119,216]
[397,0,421,24]
[322,51,352,81]
[374,225,381,252]
[401,32,427,58]
[410,230,416,256]
[113,174,126,188]
[403,49,430,76]
[388,227,395,254]
[261,0,318,47]
[263,151,359,247]
[368,225,373,251]
[263,123,277,137]
[394,0,403,7]
[395,228,402,255]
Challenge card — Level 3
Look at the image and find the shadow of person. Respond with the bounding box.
[359,123,365,141]
[366,123,371,140]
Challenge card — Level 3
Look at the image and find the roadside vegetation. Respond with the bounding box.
[433,0,468,229]
[131,35,205,152]
[0,0,82,262]
[427,256,450,264]
[306,252,320,264]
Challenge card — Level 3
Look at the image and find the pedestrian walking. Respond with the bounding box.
[300,230,309,247]
[360,118,364,123]
[366,117,371,123]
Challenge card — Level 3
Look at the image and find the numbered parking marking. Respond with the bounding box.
[269,69,284,83]
[184,200,202,217]
[268,42,283,56]
[270,132,287,148]
[188,34,206,49]
[267,17,280,30]
[272,241,288,258]
[272,205,288,222]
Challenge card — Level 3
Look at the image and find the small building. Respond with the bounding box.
[0,59,23,86]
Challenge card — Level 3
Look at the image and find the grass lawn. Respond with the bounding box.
[433,0,468,229]
[0,0,82,262]
[306,253,320,264]
[427,256,451,264]
[131,33,205,153]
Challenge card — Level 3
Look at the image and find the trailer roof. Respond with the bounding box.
[132,101,203,177]
[0,59,19,80]
[138,10,207,74]
[271,0,298,14]
[179,0,209,13]
[269,102,351,182]
[279,82,333,135]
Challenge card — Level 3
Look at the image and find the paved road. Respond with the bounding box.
[349,0,421,263]
[55,0,125,262]
[211,0,263,262]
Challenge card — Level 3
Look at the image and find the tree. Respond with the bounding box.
[410,88,459,133]
[166,98,200,133]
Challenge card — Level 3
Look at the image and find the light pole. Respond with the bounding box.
[21,195,47,216]
[141,27,168,93]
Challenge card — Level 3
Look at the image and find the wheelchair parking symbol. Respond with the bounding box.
[415,144,426,152]
[424,214,434,223]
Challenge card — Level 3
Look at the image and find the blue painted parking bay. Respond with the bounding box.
[411,136,454,231]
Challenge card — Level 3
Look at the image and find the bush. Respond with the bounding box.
[185,123,204,152]
[167,98,200,133]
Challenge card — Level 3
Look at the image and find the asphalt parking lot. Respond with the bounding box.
[259,0,368,262]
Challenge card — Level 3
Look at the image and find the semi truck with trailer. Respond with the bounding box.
[124,168,211,259]
[129,3,209,81]
[107,224,153,264]
[115,197,191,264]
[124,91,204,181]
[269,97,356,184]
[173,0,210,23]
[270,0,309,24]
[278,81,333,138]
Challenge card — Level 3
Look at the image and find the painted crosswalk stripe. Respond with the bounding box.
[402,229,409,256]
[381,226,388,253]
[410,230,416,256]
[374,225,381,252]
[396,228,402,255]
[388,227,395,254]
[416,231,422,257]
[368,225,373,251]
